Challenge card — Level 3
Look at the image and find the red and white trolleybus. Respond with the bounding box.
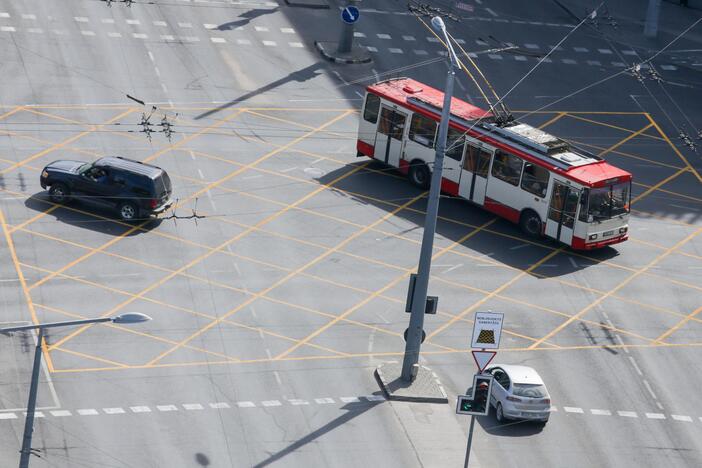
[356,78,632,250]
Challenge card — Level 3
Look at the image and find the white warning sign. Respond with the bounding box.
[471,311,504,350]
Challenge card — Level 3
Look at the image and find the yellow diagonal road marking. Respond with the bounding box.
[565,114,663,141]
[529,228,702,349]
[148,189,433,366]
[426,247,564,342]
[598,122,654,157]
[0,209,54,371]
[275,217,500,360]
[656,305,702,342]
[538,112,566,130]
[44,110,360,353]
[647,113,702,184]
[631,167,689,205]
[0,107,136,175]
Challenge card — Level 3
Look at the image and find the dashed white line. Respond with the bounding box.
[262,40,277,46]
[126,19,141,25]
[108,32,122,38]
[211,37,226,43]
[672,414,692,422]
[133,33,148,39]
[237,39,252,45]
[485,7,498,16]
[1,26,16,32]
[628,356,643,376]
[574,47,589,52]
[203,23,217,29]
[81,30,95,36]
[0,413,17,419]
[591,409,612,416]
[77,409,99,416]
[281,27,295,34]
[340,397,360,403]
[354,32,366,38]
[262,400,282,407]
[101,18,115,24]
[210,402,230,409]
[178,22,193,28]
[74,17,89,23]
[254,26,269,32]
[153,21,168,27]
[183,403,204,410]
[157,405,178,412]
[618,411,638,418]
[0,12,9,18]
[130,406,151,413]
[377,33,391,39]
[103,407,125,414]
[564,406,584,413]
[414,50,428,55]
[645,412,666,420]
[389,48,403,54]
[21,14,36,20]
[289,399,309,406]
[598,48,613,54]
[315,398,335,404]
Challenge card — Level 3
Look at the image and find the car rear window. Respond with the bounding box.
[512,384,548,398]
[154,172,171,197]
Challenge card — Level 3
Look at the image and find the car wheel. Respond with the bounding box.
[118,202,139,221]
[519,210,542,238]
[49,183,70,204]
[495,403,506,423]
[409,162,430,189]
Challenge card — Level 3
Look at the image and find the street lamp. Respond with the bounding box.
[400,16,461,382]
[0,313,152,468]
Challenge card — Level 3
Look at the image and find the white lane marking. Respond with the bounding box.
[510,243,530,250]
[157,405,178,412]
[598,48,613,54]
[590,409,611,416]
[289,399,309,406]
[618,411,638,418]
[514,55,527,61]
[562,59,577,65]
[101,18,115,24]
[262,40,277,46]
[254,26,269,32]
[443,264,463,274]
[365,395,386,401]
[237,401,255,408]
[74,17,89,22]
[587,60,602,66]
[130,406,151,413]
[377,33,391,39]
[178,22,193,28]
[354,32,366,38]
[427,36,440,43]
[455,39,466,44]
[77,409,99,416]
[340,397,360,403]
[642,379,659,400]
[262,400,282,407]
[645,412,665,419]
[126,19,141,25]
[203,23,217,29]
[161,83,168,93]
[133,33,148,39]
[488,54,503,60]
[389,48,403,54]
[281,27,295,34]
[108,32,122,38]
[148,51,155,61]
[50,410,72,417]
[628,356,643,376]
[153,21,168,27]
[183,403,204,410]
[564,406,584,413]
[103,407,125,414]
[289,42,303,48]
[27,28,43,33]
[0,413,17,419]
[161,34,175,41]
[485,7,498,16]
[414,49,428,55]
[660,65,677,71]
[22,14,36,20]
[568,257,579,268]
[315,398,335,404]
[280,166,297,173]
[273,370,283,386]
[154,67,161,77]
[1,26,16,32]
[25,412,44,418]
[612,62,626,67]
[0,12,9,18]
[81,30,95,36]
[197,168,205,179]
[403,35,416,41]
[672,414,692,422]
[524,43,539,49]
[237,39,251,45]
[181,36,199,42]
[210,402,230,409]
[574,47,588,52]
[615,334,629,354]
[211,37,226,43]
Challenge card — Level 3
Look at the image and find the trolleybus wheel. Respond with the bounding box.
[409,162,430,189]
[519,210,542,238]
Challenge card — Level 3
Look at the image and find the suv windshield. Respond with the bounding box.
[586,181,630,221]
[512,384,548,398]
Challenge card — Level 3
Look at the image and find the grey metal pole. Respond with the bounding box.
[19,328,43,468]
[463,416,476,468]
[337,1,356,54]
[644,0,662,38]
[400,22,458,381]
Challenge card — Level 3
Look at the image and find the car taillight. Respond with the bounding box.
[506,396,522,402]
[150,199,158,208]
[540,398,551,405]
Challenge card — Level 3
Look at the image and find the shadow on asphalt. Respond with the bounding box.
[251,395,386,468]
[314,161,621,278]
[216,8,279,31]
[23,192,161,236]
[476,409,546,436]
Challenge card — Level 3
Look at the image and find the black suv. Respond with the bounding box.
[40,157,172,221]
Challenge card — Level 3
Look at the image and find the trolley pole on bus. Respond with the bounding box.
[400,16,460,382]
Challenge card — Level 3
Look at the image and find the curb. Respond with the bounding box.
[315,41,373,64]
[284,0,330,9]
[375,363,449,404]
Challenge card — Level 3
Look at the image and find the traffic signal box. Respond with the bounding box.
[455,374,493,416]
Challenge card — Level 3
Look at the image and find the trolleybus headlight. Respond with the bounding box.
[619,227,628,234]
[588,234,598,241]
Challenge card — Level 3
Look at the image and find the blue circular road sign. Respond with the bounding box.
[341,5,360,24]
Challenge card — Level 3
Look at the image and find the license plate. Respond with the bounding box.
[604,230,614,236]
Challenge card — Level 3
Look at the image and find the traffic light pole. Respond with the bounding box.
[463,415,476,468]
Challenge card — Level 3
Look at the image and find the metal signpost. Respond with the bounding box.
[456,311,504,467]
[337,2,360,54]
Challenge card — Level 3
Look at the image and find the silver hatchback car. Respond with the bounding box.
[485,364,551,424]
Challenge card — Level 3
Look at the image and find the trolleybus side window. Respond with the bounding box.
[464,143,491,177]
[363,94,381,123]
[521,162,550,198]
[445,127,465,161]
[578,189,590,222]
[408,113,437,148]
[491,150,523,186]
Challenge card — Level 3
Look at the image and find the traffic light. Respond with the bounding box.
[455,374,493,416]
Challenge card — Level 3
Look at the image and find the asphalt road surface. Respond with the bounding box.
[1,0,701,467]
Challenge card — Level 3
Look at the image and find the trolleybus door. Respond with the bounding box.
[441,129,465,192]
[374,106,407,167]
[458,141,493,205]
[545,181,580,245]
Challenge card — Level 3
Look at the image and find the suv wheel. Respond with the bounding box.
[49,183,70,204]
[118,202,139,221]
